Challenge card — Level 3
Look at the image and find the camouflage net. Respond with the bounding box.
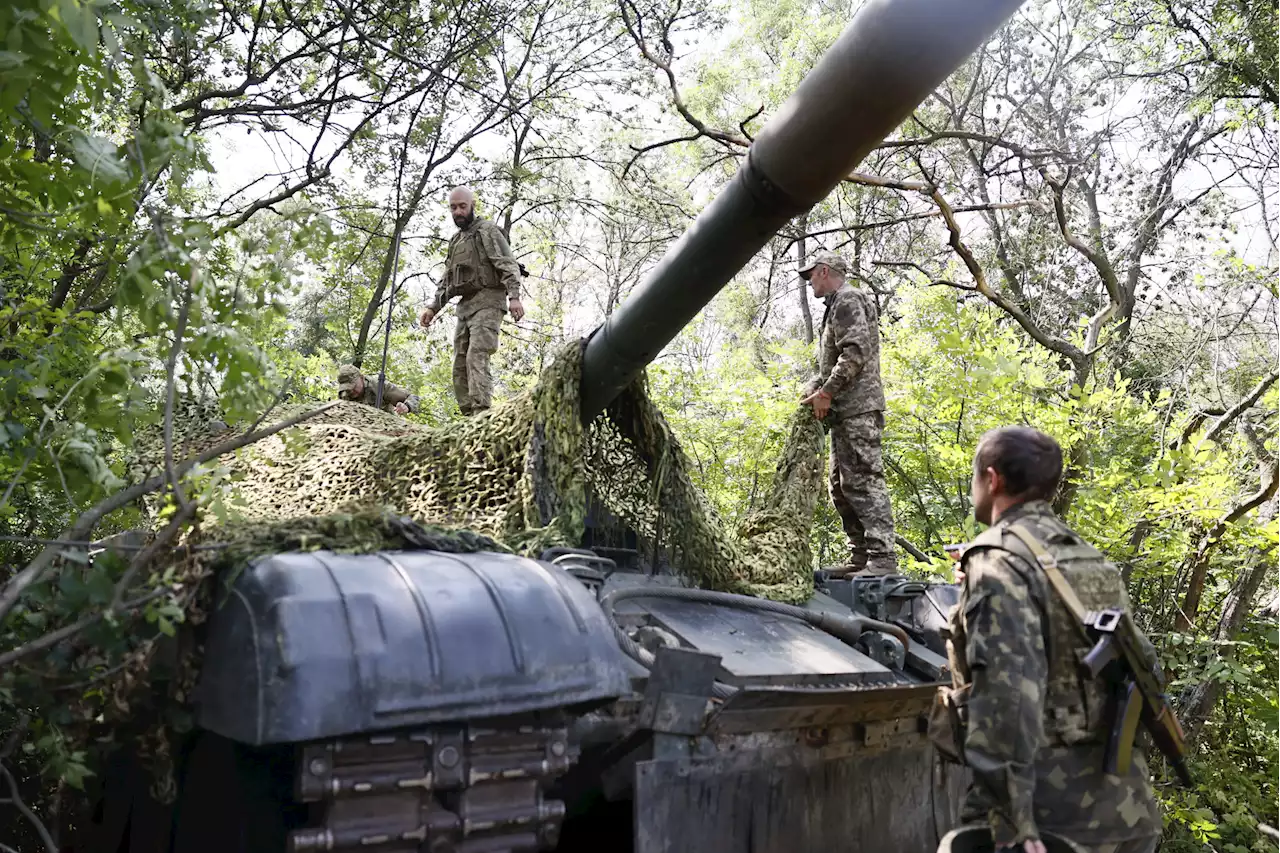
[132,339,825,601]
[53,340,825,799]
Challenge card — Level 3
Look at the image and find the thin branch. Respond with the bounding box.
[896,534,932,564]
[0,402,339,625]
[622,132,701,179]
[783,199,1042,250]
[1199,371,1279,448]
[844,171,929,192]
[109,502,198,610]
[0,762,57,853]
[163,282,194,513]
[738,104,764,142]
[928,185,1085,366]
[875,130,1072,161]
[0,589,169,670]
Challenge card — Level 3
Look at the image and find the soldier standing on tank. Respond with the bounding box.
[798,251,897,575]
[337,364,420,415]
[418,186,525,417]
[941,427,1162,853]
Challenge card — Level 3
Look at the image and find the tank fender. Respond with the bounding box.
[193,550,633,746]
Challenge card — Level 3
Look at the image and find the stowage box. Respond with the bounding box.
[194,550,633,746]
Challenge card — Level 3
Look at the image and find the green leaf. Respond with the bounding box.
[57,0,99,55]
[69,130,129,184]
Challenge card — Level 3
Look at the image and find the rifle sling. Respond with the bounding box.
[1006,523,1096,649]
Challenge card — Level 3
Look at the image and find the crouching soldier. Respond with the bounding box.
[337,364,420,416]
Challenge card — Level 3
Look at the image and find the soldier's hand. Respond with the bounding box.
[508,297,525,322]
[394,402,409,414]
[419,307,436,328]
[800,388,832,420]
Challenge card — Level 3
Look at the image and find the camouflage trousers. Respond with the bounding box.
[452,293,505,416]
[828,410,897,574]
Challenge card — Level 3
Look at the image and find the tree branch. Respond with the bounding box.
[0,402,340,626]
[928,186,1086,366]
[0,762,57,853]
[1200,371,1279,448]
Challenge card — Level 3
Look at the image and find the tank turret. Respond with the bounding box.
[580,0,1026,420]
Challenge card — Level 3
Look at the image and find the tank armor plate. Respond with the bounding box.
[194,550,632,746]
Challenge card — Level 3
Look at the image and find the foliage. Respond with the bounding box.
[0,0,1276,848]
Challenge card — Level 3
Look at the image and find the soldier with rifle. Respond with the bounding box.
[931,426,1189,853]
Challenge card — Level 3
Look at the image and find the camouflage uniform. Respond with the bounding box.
[944,500,1162,852]
[337,365,420,415]
[428,216,523,416]
[816,276,895,574]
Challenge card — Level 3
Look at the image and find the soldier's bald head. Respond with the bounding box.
[449,186,477,228]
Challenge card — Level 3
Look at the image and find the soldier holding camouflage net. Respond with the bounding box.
[940,427,1162,853]
[337,364,420,415]
[419,186,525,417]
[798,251,897,575]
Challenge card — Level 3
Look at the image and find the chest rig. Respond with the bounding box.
[936,511,1130,759]
[446,225,499,299]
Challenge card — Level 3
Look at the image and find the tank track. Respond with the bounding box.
[289,719,575,853]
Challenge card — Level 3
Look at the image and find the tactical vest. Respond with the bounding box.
[446,223,501,300]
[938,508,1130,754]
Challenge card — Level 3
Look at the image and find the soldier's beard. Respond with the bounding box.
[972,493,993,526]
[453,211,476,228]
[969,467,997,526]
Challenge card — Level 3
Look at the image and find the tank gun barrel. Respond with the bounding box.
[579,0,1025,421]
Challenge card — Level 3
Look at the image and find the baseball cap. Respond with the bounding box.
[797,251,850,279]
[337,364,361,394]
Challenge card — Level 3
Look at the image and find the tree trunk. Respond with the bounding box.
[1178,542,1277,737]
[795,215,814,345]
[353,166,434,366]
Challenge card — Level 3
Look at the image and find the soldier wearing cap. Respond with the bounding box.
[798,251,897,575]
[419,186,525,417]
[337,364,420,415]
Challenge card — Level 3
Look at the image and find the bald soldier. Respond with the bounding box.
[419,187,525,416]
[799,251,897,575]
[939,427,1163,853]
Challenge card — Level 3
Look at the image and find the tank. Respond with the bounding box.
[69,1,1024,851]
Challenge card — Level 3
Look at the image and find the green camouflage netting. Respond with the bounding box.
[51,340,824,799]
[132,339,825,602]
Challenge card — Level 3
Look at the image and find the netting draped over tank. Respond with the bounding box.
[146,340,825,605]
[64,340,826,800]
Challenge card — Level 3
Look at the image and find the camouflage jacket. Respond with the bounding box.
[346,378,420,415]
[947,500,1161,847]
[431,217,522,311]
[818,283,884,419]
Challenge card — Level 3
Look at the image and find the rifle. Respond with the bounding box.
[1006,525,1193,788]
[1079,607,1193,786]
